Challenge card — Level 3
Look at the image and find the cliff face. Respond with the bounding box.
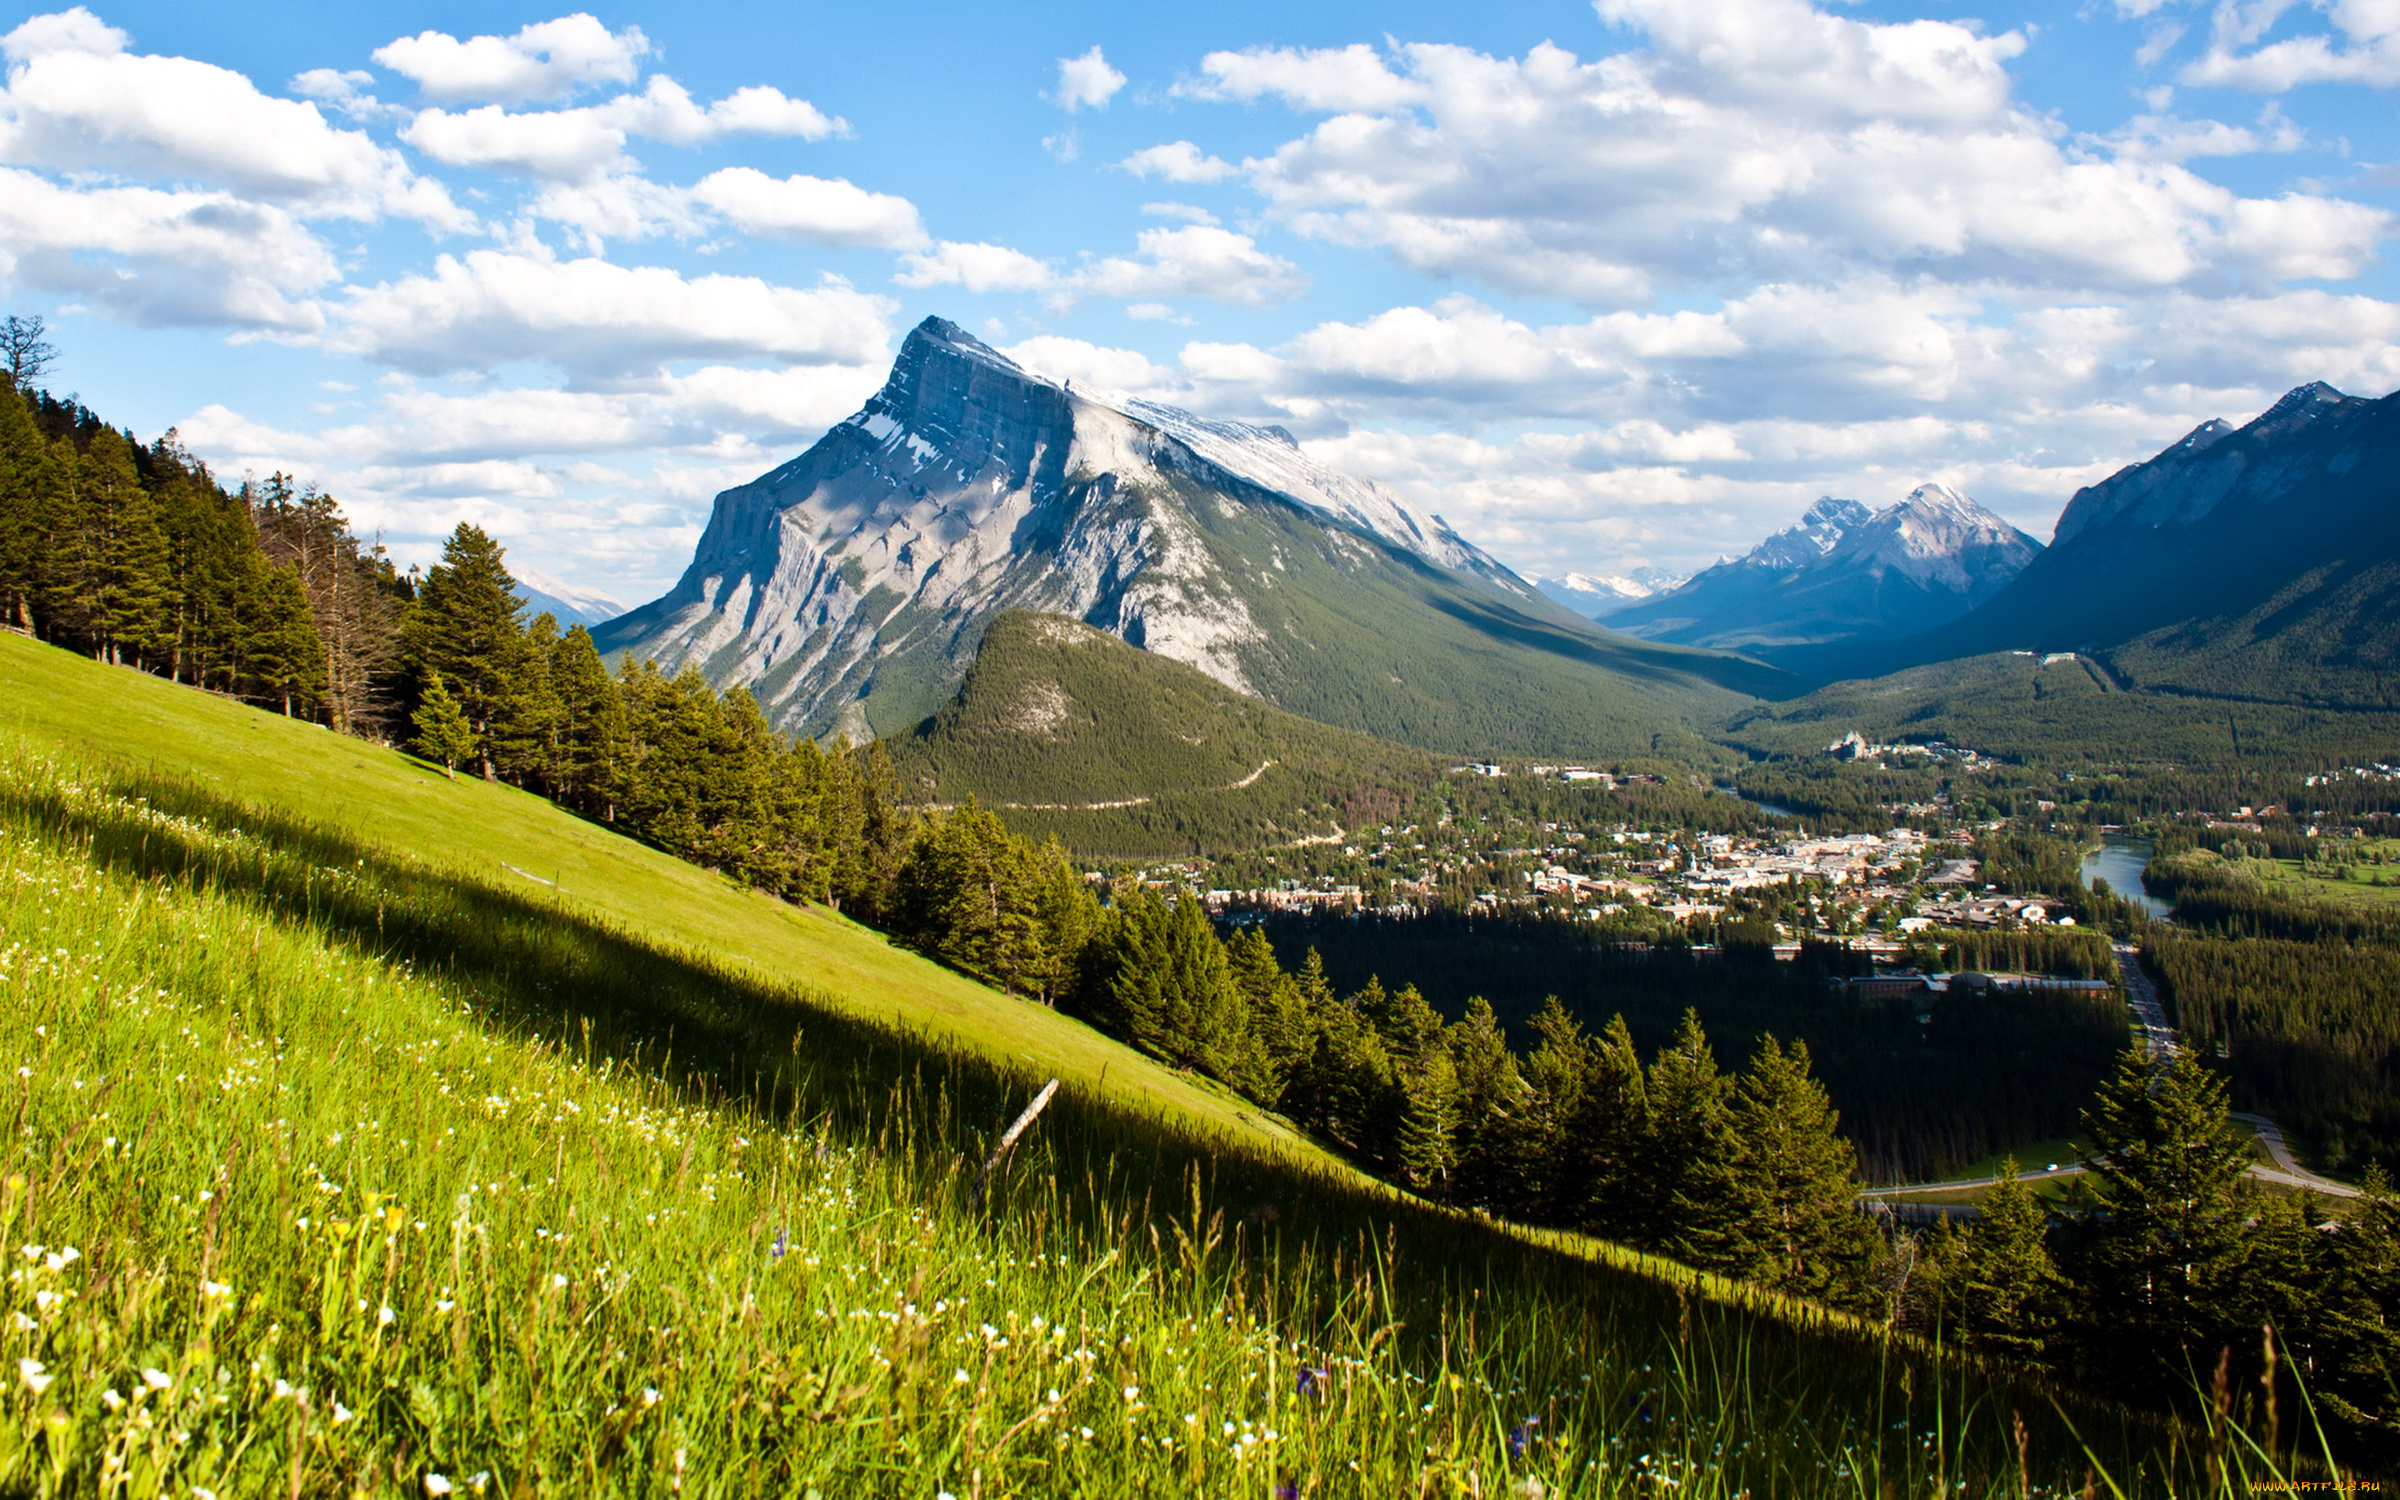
[596,317,1785,753]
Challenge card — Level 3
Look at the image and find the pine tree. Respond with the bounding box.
[412,670,478,779]
[1640,1009,1745,1268]
[1507,997,1594,1225]
[1395,1047,1461,1197]
[402,524,528,780]
[1577,1014,1649,1241]
[2313,1169,2400,1431]
[1446,998,1524,1211]
[2069,1048,2256,1380]
[244,563,328,716]
[549,624,629,819]
[1938,1159,2060,1357]
[1725,1037,1874,1306]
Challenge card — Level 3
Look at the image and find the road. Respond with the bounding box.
[1856,945,2362,1206]
[2112,941,2179,1062]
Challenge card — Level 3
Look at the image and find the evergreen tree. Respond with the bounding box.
[244,563,328,717]
[1395,1047,1461,1197]
[1577,1014,1650,1242]
[412,670,478,779]
[1725,1037,1874,1306]
[402,524,528,780]
[2314,1169,2400,1433]
[549,625,629,819]
[1936,1159,2060,1357]
[1641,1009,1745,1268]
[2069,1048,2256,1381]
[1446,998,1524,1211]
[1226,925,1312,1083]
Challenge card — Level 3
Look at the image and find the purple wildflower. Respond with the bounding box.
[1273,1479,1299,1500]
[769,1230,788,1260]
[1510,1416,1540,1459]
[1296,1366,1326,1399]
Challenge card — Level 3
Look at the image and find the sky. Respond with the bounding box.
[7,0,2400,604]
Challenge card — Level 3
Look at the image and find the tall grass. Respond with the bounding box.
[0,736,2334,1495]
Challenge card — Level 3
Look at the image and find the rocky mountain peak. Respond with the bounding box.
[2052,381,2368,546]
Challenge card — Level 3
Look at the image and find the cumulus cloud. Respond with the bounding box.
[372,14,649,104]
[0,9,467,226]
[1078,226,1309,308]
[0,166,338,328]
[2181,0,2400,89]
[893,240,1058,294]
[1119,141,1235,182]
[692,168,926,249]
[1175,42,1426,112]
[401,78,845,182]
[311,249,897,378]
[1051,46,1125,111]
[1182,0,2386,304]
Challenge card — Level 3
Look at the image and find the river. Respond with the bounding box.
[2080,836,2172,919]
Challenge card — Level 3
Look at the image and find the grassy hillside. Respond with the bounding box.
[888,612,1441,855]
[1725,649,2400,769]
[0,630,1282,1149]
[0,633,2334,1491]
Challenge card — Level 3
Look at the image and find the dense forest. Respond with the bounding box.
[1249,910,2126,1181]
[2142,848,2400,1170]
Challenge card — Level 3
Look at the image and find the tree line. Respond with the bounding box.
[0,376,404,727]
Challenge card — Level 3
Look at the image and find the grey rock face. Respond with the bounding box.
[594,317,1570,742]
[2050,382,2365,546]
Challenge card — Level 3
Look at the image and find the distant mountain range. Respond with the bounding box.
[1602,486,2041,653]
[514,568,627,630]
[1779,382,2400,702]
[595,316,1787,755]
[1536,568,1683,620]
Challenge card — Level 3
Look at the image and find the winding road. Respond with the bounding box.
[1858,942,2361,1207]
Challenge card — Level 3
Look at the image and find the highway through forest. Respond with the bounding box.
[1856,941,2359,1208]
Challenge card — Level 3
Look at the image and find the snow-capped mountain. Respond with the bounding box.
[594,317,1767,751]
[513,567,627,630]
[1536,567,1684,620]
[1789,379,2400,696]
[1603,486,2041,652]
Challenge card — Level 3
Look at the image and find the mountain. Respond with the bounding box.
[1779,381,2400,699]
[514,567,627,629]
[886,611,1437,855]
[1536,567,1683,620]
[595,316,1789,754]
[1602,488,2040,652]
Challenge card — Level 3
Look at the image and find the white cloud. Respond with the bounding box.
[1078,226,1308,308]
[1052,46,1125,112]
[1141,201,1221,225]
[531,173,705,250]
[401,79,844,183]
[372,15,649,104]
[403,103,626,179]
[0,11,467,226]
[893,240,1057,293]
[692,167,926,249]
[0,166,337,328]
[1119,141,1235,182]
[312,249,897,378]
[1004,336,1179,391]
[1175,43,1427,112]
[2181,0,2400,88]
[1185,1,2385,304]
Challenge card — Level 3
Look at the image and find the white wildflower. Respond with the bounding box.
[17,1358,50,1393]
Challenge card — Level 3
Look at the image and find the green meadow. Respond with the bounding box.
[0,633,2337,1494]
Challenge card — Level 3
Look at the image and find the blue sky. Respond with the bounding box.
[8,0,2400,603]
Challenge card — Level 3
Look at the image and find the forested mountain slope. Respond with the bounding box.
[887,611,1438,855]
[596,317,1790,755]
[1779,382,2400,698]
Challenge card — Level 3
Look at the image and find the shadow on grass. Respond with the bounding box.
[0,755,2210,1483]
